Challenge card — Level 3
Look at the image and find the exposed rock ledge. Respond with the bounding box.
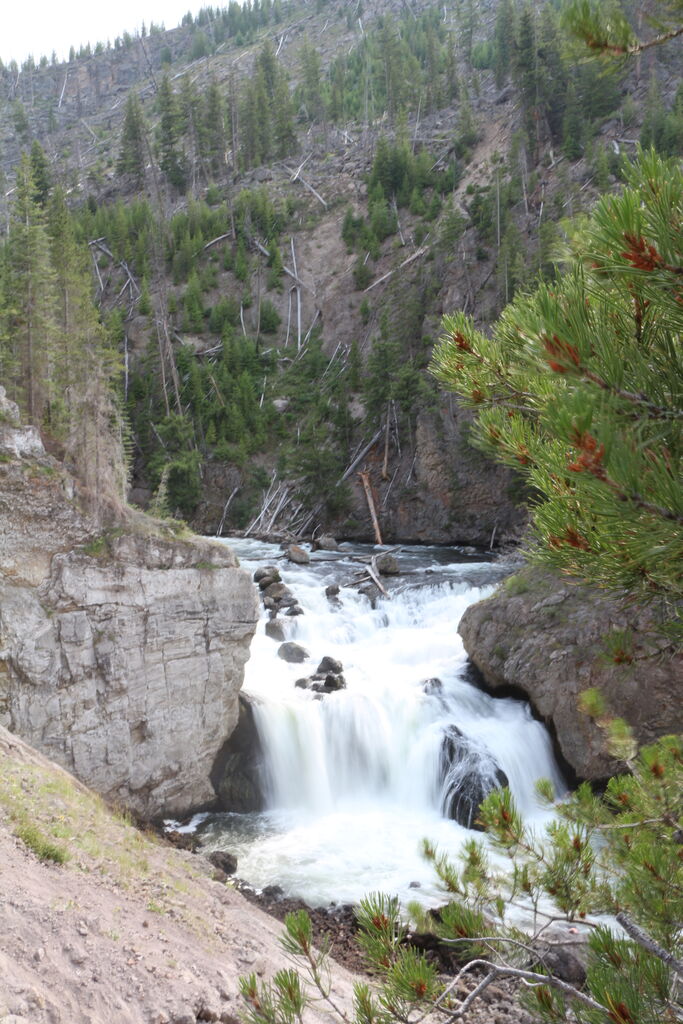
[0,424,259,818]
[458,568,682,781]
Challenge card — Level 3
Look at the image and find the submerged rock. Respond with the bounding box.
[439,726,508,830]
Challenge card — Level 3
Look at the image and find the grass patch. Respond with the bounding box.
[15,821,70,864]
[83,534,109,558]
[502,573,530,597]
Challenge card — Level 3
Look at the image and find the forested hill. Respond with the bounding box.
[1,0,681,543]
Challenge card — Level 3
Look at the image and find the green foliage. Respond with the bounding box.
[431,150,683,607]
[117,94,147,188]
[259,299,281,334]
[240,736,683,1024]
[15,821,70,864]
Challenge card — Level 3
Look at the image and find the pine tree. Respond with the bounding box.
[246,734,683,1024]
[117,94,147,188]
[299,37,325,123]
[156,75,187,191]
[493,0,515,89]
[562,79,583,159]
[5,155,57,425]
[431,149,683,607]
[204,79,227,178]
[29,140,52,206]
[46,188,126,511]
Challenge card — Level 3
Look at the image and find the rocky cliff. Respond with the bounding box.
[458,568,683,781]
[0,393,259,818]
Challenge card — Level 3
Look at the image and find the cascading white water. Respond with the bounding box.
[198,539,565,907]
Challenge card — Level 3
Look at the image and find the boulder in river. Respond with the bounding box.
[439,725,508,830]
[375,552,401,576]
[284,604,304,616]
[317,656,343,675]
[286,544,310,565]
[278,641,309,663]
[315,535,339,551]
[312,674,346,692]
[265,618,286,642]
[207,850,238,876]
[254,565,281,586]
[262,581,294,604]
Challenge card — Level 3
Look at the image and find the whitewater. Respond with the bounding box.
[196,538,565,907]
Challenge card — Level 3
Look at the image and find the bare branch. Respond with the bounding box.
[616,912,683,978]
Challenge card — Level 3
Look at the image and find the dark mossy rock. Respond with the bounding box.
[439,725,508,830]
[210,694,265,812]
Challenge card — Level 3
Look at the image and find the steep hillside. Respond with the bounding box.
[1,0,680,543]
[0,724,359,1024]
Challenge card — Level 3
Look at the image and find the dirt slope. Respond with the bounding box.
[0,726,355,1024]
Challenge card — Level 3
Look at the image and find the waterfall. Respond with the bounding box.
[199,539,565,907]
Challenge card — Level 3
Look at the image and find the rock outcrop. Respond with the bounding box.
[0,424,259,818]
[458,568,683,780]
[211,693,266,812]
[438,725,508,830]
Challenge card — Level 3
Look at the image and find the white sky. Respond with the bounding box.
[3,0,211,66]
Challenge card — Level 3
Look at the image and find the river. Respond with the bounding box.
[187,538,565,908]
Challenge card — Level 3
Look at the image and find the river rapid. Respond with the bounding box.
[191,538,565,909]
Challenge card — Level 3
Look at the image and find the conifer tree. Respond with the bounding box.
[117,94,147,188]
[204,79,227,178]
[29,140,52,206]
[5,155,57,424]
[46,188,126,510]
[432,149,683,607]
[156,75,187,190]
[299,37,325,123]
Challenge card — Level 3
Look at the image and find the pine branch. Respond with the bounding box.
[615,913,683,978]
[582,369,683,420]
[624,24,683,54]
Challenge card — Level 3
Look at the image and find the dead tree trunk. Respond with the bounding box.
[359,470,383,545]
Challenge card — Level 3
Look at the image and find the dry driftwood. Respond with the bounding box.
[359,470,382,545]
[339,427,384,484]
[363,246,427,292]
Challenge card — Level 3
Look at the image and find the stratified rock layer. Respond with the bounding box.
[458,568,683,780]
[0,437,259,818]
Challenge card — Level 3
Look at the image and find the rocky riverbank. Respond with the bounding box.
[458,567,683,781]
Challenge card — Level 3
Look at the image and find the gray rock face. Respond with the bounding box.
[211,693,265,812]
[0,457,259,818]
[0,386,46,462]
[458,568,683,780]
